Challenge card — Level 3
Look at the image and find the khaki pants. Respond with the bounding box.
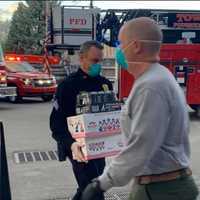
[129,176,199,200]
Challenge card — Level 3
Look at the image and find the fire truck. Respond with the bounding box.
[0,69,16,98]
[0,45,16,98]
[98,9,200,117]
[2,54,57,103]
[104,10,200,116]
[47,7,200,116]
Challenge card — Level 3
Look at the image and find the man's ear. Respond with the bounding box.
[134,40,142,54]
[79,53,84,62]
[79,53,83,59]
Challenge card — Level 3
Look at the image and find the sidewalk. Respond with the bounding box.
[7,152,200,200]
[8,155,130,200]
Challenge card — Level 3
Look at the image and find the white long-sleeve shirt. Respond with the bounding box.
[99,63,190,191]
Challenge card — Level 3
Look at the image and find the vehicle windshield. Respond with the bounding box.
[5,61,38,72]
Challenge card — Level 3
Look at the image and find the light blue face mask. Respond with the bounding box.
[88,63,102,77]
[115,39,162,70]
[115,47,128,70]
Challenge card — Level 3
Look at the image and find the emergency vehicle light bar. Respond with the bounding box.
[4,56,21,62]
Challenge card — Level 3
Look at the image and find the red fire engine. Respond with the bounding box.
[119,44,200,116]
[0,45,16,98]
[115,11,200,116]
[2,55,57,103]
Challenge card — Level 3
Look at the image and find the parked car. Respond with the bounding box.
[1,58,57,102]
[0,45,16,98]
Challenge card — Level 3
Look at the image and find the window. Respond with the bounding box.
[5,61,38,73]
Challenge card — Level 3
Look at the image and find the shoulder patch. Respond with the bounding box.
[102,84,109,91]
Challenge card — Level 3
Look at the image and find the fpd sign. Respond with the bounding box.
[63,9,92,29]
[69,18,87,26]
[168,13,200,29]
[52,7,99,46]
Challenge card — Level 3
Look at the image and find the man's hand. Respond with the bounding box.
[81,180,104,200]
[71,142,87,162]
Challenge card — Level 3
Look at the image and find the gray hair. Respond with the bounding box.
[79,40,104,54]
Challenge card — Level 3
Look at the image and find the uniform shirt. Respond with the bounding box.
[50,68,113,160]
[99,63,190,191]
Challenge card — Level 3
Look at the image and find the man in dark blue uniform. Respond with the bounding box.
[49,40,113,200]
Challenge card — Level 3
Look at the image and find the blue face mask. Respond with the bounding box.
[115,39,162,70]
[115,47,128,70]
[88,63,102,77]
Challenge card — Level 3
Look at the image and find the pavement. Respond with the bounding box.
[0,98,200,200]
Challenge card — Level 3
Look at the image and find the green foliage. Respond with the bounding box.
[0,20,10,50]
[5,1,61,54]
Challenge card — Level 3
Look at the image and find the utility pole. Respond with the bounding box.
[45,0,49,38]
[90,0,93,8]
[44,0,51,76]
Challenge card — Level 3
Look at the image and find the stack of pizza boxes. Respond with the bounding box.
[67,91,124,160]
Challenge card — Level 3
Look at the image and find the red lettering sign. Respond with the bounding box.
[176,14,200,23]
[173,22,200,28]
[69,18,87,25]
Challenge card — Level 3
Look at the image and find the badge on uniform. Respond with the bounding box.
[102,84,109,91]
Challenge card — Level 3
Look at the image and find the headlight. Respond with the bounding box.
[38,80,44,85]
[22,78,32,85]
[52,76,56,83]
[0,76,6,82]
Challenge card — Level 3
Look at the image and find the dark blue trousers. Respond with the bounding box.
[68,157,105,200]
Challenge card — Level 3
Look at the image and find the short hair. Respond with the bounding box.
[79,40,104,54]
[124,17,162,55]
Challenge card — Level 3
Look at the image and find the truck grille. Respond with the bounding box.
[33,79,54,87]
[0,86,16,97]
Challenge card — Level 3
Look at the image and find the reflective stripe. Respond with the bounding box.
[53,99,59,110]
